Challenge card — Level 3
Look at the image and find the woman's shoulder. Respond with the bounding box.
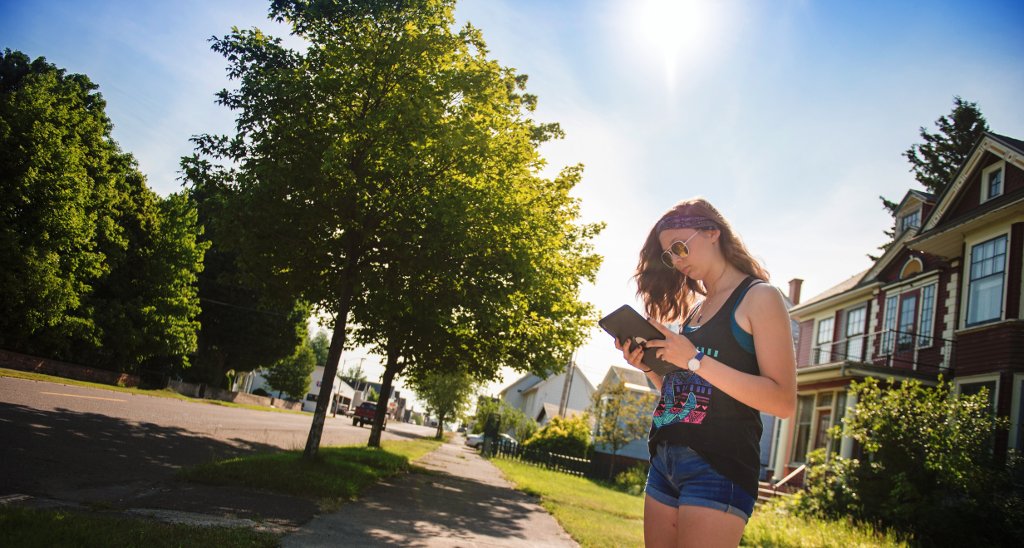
[737,281,788,318]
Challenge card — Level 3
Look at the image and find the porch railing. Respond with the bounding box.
[809,329,955,373]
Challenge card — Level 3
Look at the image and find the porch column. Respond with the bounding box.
[773,417,792,480]
[839,391,858,459]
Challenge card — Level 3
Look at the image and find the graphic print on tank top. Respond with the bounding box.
[652,369,712,427]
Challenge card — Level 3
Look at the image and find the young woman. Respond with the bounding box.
[615,198,796,548]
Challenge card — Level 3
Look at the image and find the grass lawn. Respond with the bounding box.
[490,457,910,548]
[179,438,444,509]
[0,506,279,548]
[0,367,303,414]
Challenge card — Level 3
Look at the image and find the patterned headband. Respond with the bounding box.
[655,214,717,233]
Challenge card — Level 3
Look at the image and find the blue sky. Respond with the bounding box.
[3,0,1023,398]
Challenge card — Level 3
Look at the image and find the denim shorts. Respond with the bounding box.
[645,442,754,522]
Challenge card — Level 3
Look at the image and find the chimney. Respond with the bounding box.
[788,278,803,306]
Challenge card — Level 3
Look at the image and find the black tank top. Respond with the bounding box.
[648,276,764,497]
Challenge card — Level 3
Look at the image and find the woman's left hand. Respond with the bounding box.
[643,321,697,369]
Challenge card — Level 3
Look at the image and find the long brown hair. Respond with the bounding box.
[635,198,769,323]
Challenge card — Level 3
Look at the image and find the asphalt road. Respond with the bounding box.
[0,376,436,509]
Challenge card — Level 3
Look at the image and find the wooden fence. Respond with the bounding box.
[489,439,594,478]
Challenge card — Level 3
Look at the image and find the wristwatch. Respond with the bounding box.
[687,351,705,372]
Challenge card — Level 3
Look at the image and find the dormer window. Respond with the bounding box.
[982,162,1004,202]
[900,209,921,233]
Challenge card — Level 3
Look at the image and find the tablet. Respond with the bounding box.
[598,304,679,376]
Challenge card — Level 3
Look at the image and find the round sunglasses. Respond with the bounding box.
[660,231,702,268]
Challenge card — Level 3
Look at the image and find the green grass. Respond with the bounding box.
[490,458,645,547]
[490,458,911,548]
[744,498,912,547]
[0,506,279,548]
[0,367,303,414]
[179,438,443,509]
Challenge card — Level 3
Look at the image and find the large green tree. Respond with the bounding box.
[183,174,309,385]
[185,0,601,458]
[879,96,989,217]
[0,49,205,373]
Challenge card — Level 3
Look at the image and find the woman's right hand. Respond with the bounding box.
[614,337,647,371]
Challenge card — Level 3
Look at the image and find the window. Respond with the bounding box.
[882,295,898,353]
[896,293,917,352]
[967,235,1007,326]
[983,164,1004,201]
[832,392,848,454]
[960,380,997,412]
[792,395,814,463]
[844,306,866,361]
[900,209,921,232]
[918,284,936,347]
[815,317,834,364]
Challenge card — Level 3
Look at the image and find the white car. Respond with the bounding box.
[464,433,517,449]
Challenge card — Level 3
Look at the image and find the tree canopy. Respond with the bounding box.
[264,342,316,400]
[591,378,657,478]
[407,367,479,438]
[0,49,205,374]
[185,0,602,458]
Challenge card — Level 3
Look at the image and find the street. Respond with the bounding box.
[0,376,436,508]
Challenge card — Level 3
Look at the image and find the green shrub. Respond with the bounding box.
[523,415,592,458]
[797,377,1022,545]
[612,463,649,496]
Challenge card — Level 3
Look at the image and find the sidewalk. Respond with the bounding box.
[282,435,579,547]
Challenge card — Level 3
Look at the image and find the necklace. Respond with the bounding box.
[693,266,730,327]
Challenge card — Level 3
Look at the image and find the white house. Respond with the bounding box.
[499,364,596,425]
[592,365,659,464]
[250,365,355,414]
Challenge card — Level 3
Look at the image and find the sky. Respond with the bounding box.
[3,0,1023,407]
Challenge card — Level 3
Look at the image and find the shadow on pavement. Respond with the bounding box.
[0,402,278,501]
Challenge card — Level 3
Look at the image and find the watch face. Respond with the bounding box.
[687,358,700,371]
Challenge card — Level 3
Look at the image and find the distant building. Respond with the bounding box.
[499,363,596,425]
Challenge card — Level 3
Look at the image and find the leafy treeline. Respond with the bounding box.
[187,0,602,458]
[0,49,206,375]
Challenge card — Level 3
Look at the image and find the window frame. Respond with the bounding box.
[844,305,867,361]
[1011,373,1024,452]
[981,161,1005,202]
[900,208,921,233]
[965,234,1008,327]
[815,316,834,364]
[955,374,1000,413]
[917,283,936,348]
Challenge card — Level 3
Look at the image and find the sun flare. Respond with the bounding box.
[627,0,721,86]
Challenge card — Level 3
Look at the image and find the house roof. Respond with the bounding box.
[536,402,587,423]
[602,365,658,392]
[920,132,1024,234]
[789,269,871,315]
[909,132,1024,258]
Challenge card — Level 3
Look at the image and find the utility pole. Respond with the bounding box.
[558,350,577,418]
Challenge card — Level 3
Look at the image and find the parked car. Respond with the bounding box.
[465,433,516,449]
[352,401,386,429]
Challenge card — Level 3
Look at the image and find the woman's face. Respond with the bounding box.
[658,228,717,280]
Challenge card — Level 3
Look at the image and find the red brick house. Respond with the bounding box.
[766,132,1024,482]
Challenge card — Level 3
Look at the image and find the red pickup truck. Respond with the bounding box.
[352,401,387,430]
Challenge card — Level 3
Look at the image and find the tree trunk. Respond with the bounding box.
[368,347,403,447]
[302,298,352,460]
[435,411,445,439]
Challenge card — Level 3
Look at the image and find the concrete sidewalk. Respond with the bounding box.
[282,435,578,547]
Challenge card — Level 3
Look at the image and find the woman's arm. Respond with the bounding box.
[645,284,797,418]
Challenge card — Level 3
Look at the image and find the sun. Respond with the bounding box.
[626,0,721,86]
